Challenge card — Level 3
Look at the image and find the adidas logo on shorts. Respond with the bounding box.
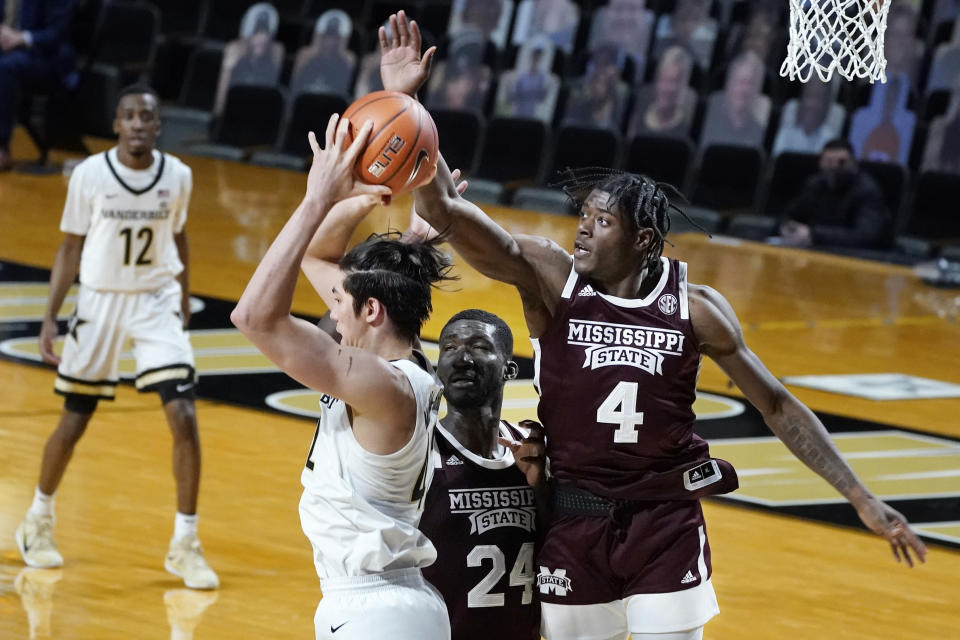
[681,570,697,584]
[446,455,463,466]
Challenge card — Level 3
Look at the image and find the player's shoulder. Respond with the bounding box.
[72,151,108,176]
[162,152,193,178]
[515,234,570,266]
[687,283,741,352]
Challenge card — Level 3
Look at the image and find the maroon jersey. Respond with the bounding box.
[420,422,540,640]
[534,257,737,501]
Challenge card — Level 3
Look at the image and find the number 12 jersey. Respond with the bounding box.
[60,148,191,292]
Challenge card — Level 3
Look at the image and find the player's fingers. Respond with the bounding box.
[456,179,469,195]
[378,26,389,53]
[388,14,400,48]
[324,113,340,148]
[410,18,422,52]
[356,183,393,201]
[397,10,409,46]
[343,119,372,164]
[451,168,461,181]
[420,46,437,74]
[335,116,354,151]
[497,437,520,452]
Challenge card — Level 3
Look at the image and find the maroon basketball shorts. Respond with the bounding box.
[536,499,719,635]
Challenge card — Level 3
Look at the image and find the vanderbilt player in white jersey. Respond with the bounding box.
[15,86,218,590]
[232,115,453,639]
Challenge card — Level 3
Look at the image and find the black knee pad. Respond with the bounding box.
[64,393,99,414]
[157,379,197,404]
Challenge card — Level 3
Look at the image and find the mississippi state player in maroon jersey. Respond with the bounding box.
[378,10,927,640]
[420,309,542,640]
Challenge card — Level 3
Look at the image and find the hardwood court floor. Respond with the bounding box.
[1,134,959,638]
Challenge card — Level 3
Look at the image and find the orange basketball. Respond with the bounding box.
[342,90,439,195]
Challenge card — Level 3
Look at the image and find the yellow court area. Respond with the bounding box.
[1,137,959,639]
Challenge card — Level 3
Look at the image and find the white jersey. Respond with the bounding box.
[60,147,192,292]
[299,358,443,580]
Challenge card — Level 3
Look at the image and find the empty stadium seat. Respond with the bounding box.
[692,144,766,211]
[543,125,621,185]
[622,134,695,194]
[475,117,548,184]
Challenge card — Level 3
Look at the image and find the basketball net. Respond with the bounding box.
[780,0,891,83]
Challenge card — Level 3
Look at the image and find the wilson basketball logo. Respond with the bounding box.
[367,134,406,178]
[658,294,678,315]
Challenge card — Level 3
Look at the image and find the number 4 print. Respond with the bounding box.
[597,381,644,443]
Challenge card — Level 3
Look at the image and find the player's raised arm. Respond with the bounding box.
[231,116,412,434]
[379,11,571,325]
[689,284,927,567]
[301,193,380,310]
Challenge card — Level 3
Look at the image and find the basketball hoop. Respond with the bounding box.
[780,0,892,83]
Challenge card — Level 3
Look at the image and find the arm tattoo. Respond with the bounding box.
[780,419,858,496]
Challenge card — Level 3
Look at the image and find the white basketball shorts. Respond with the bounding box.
[55,281,195,400]
[313,568,450,640]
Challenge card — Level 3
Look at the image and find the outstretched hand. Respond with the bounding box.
[305,114,392,207]
[379,10,436,97]
[854,495,927,567]
[499,420,547,490]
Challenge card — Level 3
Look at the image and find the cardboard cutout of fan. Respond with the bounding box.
[343,90,439,195]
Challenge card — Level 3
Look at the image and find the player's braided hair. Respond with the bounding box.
[552,167,704,274]
[339,231,456,342]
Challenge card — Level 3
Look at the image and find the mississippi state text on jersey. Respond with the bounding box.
[420,422,540,640]
[532,257,737,501]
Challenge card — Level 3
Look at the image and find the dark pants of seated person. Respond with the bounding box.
[0,48,60,154]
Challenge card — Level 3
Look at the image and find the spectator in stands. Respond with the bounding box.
[701,51,770,148]
[494,36,559,121]
[562,44,629,130]
[653,0,717,70]
[922,88,960,174]
[214,3,284,115]
[772,79,845,155]
[724,3,779,63]
[427,34,491,113]
[354,20,390,98]
[926,22,960,92]
[626,45,696,139]
[0,0,78,171]
[774,138,891,249]
[932,0,959,25]
[290,10,356,98]
[448,0,511,50]
[883,2,922,85]
[849,74,915,165]
[511,0,579,53]
[587,0,655,75]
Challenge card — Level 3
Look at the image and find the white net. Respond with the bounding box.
[780,0,892,83]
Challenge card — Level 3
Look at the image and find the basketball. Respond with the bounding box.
[342,90,439,195]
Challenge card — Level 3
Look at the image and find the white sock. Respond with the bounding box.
[28,487,55,518]
[173,512,198,541]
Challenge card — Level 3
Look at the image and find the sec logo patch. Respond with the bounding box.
[658,294,678,315]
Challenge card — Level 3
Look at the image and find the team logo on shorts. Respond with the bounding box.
[658,293,678,315]
[537,566,573,596]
